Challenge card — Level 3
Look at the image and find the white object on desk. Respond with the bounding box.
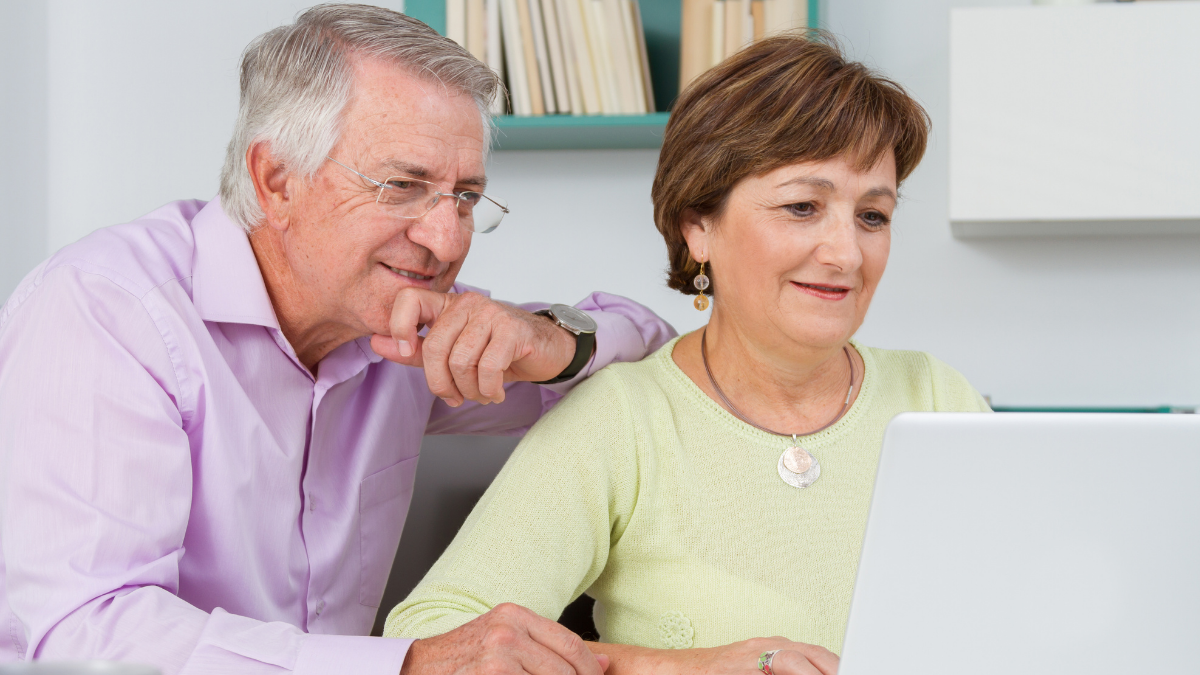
[949,2,1200,238]
[839,412,1200,675]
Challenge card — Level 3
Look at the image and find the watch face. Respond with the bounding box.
[550,304,598,333]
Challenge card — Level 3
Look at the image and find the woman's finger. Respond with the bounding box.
[768,649,837,675]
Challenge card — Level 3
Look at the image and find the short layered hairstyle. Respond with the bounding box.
[218,3,502,231]
[652,32,931,295]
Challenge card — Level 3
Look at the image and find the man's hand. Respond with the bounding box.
[370,289,579,406]
[400,603,610,675]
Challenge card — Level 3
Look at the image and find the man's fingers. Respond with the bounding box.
[475,333,517,403]
[523,613,606,675]
[370,333,425,367]
[389,288,452,352]
[514,638,578,675]
[420,304,471,406]
[445,315,496,404]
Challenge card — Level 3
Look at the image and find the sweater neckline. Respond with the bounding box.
[654,333,877,449]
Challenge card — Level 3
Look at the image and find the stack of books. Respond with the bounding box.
[444,0,656,116]
[679,0,808,93]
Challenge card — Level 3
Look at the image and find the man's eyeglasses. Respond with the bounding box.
[326,157,508,233]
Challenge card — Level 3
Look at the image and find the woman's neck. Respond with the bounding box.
[672,316,863,435]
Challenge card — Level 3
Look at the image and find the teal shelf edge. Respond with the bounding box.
[992,406,1196,414]
[493,112,670,150]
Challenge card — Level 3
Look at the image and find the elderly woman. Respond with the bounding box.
[384,34,988,675]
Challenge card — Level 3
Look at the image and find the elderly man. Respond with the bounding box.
[0,5,673,674]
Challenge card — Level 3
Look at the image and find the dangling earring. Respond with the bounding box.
[693,261,710,311]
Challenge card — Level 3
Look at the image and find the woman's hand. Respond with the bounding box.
[689,637,839,675]
[588,636,837,675]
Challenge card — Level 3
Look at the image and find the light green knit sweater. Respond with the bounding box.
[384,338,990,654]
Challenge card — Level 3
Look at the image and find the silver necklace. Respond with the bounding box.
[700,329,855,489]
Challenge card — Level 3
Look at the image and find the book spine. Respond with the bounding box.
[563,0,602,114]
[723,0,743,60]
[602,0,637,114]
[500,0,533,115]
[516,0,547,115]
[711,0,725,68]
[486,0,506,113]
[527,0,559,114]
[447,0,467,47]
[467,0,488,61]
[540,0,573,114]
[679,0,714,94]
[628,0,655,113]
[587,0,621,114]
[618,0,646,114]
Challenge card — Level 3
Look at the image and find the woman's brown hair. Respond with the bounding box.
[653,32,930,295]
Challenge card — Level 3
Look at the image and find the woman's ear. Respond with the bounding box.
[247,142,293,232]
[680,208,710,262]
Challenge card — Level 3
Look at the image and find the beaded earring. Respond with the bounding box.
[693,262,710,311]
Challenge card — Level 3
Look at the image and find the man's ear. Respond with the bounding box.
[680,207,710,262]
[247,142,292,232]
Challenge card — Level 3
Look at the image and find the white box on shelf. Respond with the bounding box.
[949,2,1200,238]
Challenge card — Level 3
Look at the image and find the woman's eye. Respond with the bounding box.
[785,202,815,217]
[860,211,890,228]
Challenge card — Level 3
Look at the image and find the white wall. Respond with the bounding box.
[2,0,1198,408]
[0,2,48,297]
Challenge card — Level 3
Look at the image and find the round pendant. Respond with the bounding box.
[693,294,710,311]
[778,446,821,488]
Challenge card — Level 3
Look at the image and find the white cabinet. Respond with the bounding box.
[949,2,1200,237]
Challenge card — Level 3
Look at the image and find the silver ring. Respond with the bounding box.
[758,649,781,675]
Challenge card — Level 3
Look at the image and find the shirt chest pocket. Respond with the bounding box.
[359,456,420,608]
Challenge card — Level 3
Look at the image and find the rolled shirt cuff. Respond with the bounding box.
[294,634,413,675]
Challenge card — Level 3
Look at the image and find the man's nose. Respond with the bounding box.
[407,197,467,263]
[814,211,863,272]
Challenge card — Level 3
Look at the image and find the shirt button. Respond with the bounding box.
[316,600,325,615]
[308,496,316,512]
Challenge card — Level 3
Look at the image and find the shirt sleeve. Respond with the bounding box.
[0,267,410,675]
[923,353,993,412]
[424,286,676,436]
[383,368,642,639]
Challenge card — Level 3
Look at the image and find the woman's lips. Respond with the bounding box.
[792,281,851,300]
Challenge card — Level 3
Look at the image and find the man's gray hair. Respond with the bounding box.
[218,3,501,231]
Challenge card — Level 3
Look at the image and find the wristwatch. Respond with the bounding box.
[532,304,598,384]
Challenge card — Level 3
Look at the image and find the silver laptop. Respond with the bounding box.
[840,413,1200,675]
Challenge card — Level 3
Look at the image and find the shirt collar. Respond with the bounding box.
[191,198,281,330]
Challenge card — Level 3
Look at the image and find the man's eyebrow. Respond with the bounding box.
[457,174,488,191]
[377,160,487,191]
[378,159,431,179]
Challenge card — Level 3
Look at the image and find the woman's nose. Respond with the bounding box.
[814,212,863,272]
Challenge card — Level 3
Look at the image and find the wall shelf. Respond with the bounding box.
[949,3,1200,238]
[405,0,817,151]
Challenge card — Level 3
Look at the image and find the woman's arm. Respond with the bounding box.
[385,369,642,638]
[585,638,839,675]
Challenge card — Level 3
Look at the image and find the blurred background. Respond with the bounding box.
[2,0,1197,635]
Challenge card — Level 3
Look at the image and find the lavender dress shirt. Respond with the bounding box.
[0,199,675,674]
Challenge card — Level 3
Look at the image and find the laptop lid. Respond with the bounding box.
[839,412,1200,675]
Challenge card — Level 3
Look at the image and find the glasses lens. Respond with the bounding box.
[377,178,433,212]
[467,194,507,233]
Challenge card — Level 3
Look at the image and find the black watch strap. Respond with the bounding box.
[532,310,597,385]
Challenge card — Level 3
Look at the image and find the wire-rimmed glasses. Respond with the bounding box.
[326,157,509,233]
